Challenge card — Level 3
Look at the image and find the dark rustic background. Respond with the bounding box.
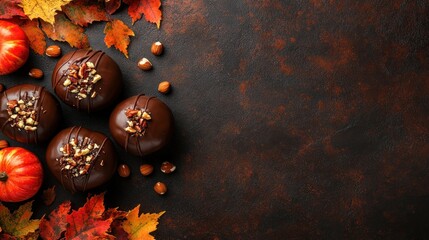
[1,0,429,239]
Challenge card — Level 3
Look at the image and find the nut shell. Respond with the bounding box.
[46,45,61,57]
[138,58,152,71]
[151,41,164,56]
[158,81,171,94]
[154,182,167,195]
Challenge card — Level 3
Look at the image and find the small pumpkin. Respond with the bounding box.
[0,147,43,202]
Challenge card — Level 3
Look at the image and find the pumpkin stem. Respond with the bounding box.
[0,172,7,182]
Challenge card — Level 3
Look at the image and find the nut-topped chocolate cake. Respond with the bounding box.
[0,84,62,144]
[46,126,117,192]
[109,95,174,157]
[52,49,123,112]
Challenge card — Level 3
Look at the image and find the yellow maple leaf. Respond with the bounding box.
[121,205,165,240]
[19,0,72,25]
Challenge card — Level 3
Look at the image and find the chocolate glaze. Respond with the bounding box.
[109,95,174,157]
[0,84,62,144]
[52,49,123,112]
[46,126,117,192]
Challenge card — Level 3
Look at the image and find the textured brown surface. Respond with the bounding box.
[1,0,429,239]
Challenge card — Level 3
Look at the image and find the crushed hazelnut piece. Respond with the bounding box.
[63,61,101,100]
[57,137,100,177]
[123,108,151,136]
[6,95,39,131]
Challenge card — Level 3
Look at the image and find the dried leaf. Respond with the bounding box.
[0,0,26,19]
[0,201,40,237]
[41,13,90,49]
[105,0,122,15]
[62,0,108,27]
[124,0,162,28]
[42,186,56,206]
[19,19,46,55]
[104,19,135,58]
[19,0,72,25]
[121,205,165,240]
[65,193,114,239]
[39,201,70,240]
[104,208,128,240]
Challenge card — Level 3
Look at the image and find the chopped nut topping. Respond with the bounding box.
[124,108,151,136]
[6,95,39,131]
[57,137,100,178]
[63,61,101,100]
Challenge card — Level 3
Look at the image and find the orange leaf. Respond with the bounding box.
[105,0,122,15]
[20,0,72,25]
[65,193,114,239]
[121,205,165,240]
[123,0,162,28]
[39,201,71,240]
[0,201,40,237]
[104,19,135,58]
[62,0,108,27]
[41,13,90,49]
[20,19,47,55]
[0,0,26,19]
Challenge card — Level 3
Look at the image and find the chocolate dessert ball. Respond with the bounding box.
[46,126,117,192]
[0,84,62,144]
[109,95,174,157]
[52,49,122,112]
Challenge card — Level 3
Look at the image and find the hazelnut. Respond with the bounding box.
[0,140,9,149]
[139,164,154,176]
[118,164,131,177]
[151,41,164,56]
[158,81,171,94]
[154,182,167,195]
[29,68,44,79]
[45,45,61,57]
[138,58,152,71]
[160,161,176,174]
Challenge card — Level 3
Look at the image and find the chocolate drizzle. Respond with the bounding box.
[109,95,174,157]
[46,126,117,193]
[0,84,62,144]
[52,50,122,112]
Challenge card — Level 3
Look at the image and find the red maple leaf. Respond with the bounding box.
[123,0,162,28]
[65,193,114,240]
[39,201,71,240]
[0,0,26,19]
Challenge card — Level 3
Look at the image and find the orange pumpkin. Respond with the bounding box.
[0,147,43,202]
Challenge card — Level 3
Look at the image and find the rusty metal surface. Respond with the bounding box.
[1,0,429,239]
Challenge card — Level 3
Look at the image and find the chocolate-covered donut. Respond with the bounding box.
[109,95,174,157]
[0,84,62,144]
[46,126,117,192]
[52,49,122,112]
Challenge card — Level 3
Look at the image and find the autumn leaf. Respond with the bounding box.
[20,0,72,25]
[65,193,114,239]
[39,201,70,240]
[19,19,47,55]
[0,201,40,238]
[41,13,90,49]
[42,186,56,206]
[0,0,26,19]
[105,0,122,15]
[123,0,162,28]
[121,205,165,240]
[104,19,135,58]
[62,0,108,27]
